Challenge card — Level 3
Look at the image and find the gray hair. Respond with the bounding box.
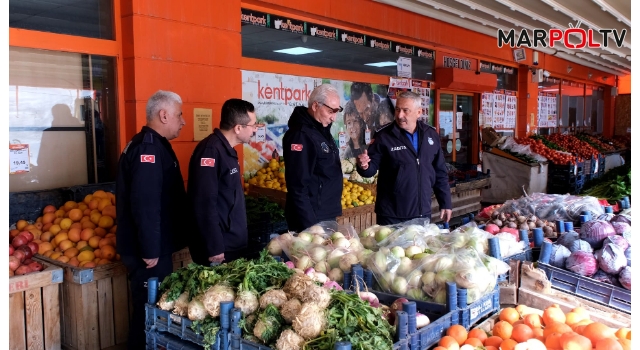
[146,90,182,122]
[397,91,422,108]
[308,84,339,106]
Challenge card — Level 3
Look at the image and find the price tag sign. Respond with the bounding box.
[10,144,30,174]
[255,124,266,143]
[338,131,347,149]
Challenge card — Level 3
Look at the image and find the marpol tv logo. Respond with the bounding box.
[497,21,626,49]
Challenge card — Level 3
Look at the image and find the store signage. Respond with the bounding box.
[241,9,269,27]
[394,43,414,55]
[443,56,471,70]
[503,66,515,75]
[480,60,516,75]
[338,29,366,45]
[415,47,435,60]
[307,22,338,40]
[367,36,392,51]
[490,63,504,74]
[270,17,305,34]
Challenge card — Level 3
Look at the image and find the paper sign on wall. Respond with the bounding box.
[194,108,213,141]
[397,57,412,78]
[10,144,30,174]
[255,124,267,142]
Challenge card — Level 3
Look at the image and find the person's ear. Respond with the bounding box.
[159,109,168,124]
[235,124,242,134]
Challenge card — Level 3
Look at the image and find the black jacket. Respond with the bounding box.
[282,107,343,232]
[187,129,247,262]
[357,121,452,219]
[115,126,188,259]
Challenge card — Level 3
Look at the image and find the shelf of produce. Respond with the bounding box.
[36,255,132,350]
[9,258,63,350]
[480,152,548,204]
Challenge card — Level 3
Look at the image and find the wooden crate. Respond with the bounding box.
[430,188,483,222]
[247,185,286,209]
[337,204,376,233]
[172,248,193,271]
[35,256,132,350]
[10,260,64,350]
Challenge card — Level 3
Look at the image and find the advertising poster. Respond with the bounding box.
[537,92,557,127]
[241,71,393,177]
[387,77,435,126]
[504,91,517,129]
[492,91,506,129]
[481,93,493,127]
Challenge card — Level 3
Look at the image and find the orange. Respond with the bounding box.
[68,257,80,267]
[565,311,584,326]
[560,332,592,350]
[98,216,114,229]
[77,203,88,212]
[544,322,573,338]
[543,304,566,326]
[53,233,69,247]
[94,257,100,263]
[615,328,631,340]
[109,225,117,234]
[462,338,483,347]
[57,256,70,263]
[90,212,102,225]
[16,220,28,231]
[493,321,513,340]
[54,209,66,218]
[83,194,93,204]
[97,259,111,266]
[467,328,488,344]
[523,313,543,329]
[107,192,115,205]
[446,325,467,345]
[618,338,631,350]
[432,347,447,350]
[102,205,116,219]
[68,228,82,242]
[94,249,102,259]
[582,322,614,346]
[88,199,99,210]
[64,201,78,211]
[500,307,520,324]
[80,228,95,241]
[78,250,95,262]
[484,336,503,348]
[596,337,623,350]
[70,222,82,231]
[83,261,96,268]
[42,223,53,233]
[88,236,101,248]
[50,252,62,260]
[512,320,524,327]
[42,212,56,224]
[515,304,528,315]
[532,327,544,342]
[60,218,73,230]
[49,224,62,235]
[98,198,111,211]
[64,247,79,258]
[43,205,57,214]
[68,209,83,222]
[82,220,96,230]
[98,238,112,248]
[43,250,54,258]
[93,190,107,198]
[437,336,459,350]
[83,208,92,216]
[484,347,498,350]
[53,218,63,225]
[545,332,563,349]
[94,227,107,237]
[571,307,590,321]
[58,240,74,251]
[76,241,88,250]
[499,339,517,350]
[511,324,534,343]
[38,242,54,255]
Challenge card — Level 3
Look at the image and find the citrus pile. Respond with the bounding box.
[245,158,287,194]
[33,190,118,268]
[341,178,375,209]
[435,304,630,350]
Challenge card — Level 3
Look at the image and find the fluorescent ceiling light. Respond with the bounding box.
[365,61,397,67]
[273,47,321,55]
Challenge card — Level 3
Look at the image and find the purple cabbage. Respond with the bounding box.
[611,222,631,237]
[625,247,631,266]
[548,244,571,268]
[557,232,579,248]
[618,266,631,290]
[592,269,622,287]
[565,251,598,277]
[610,214,631,226]
[598,243,627,274]
[594,248,603,261]
[579,220,616,249]
[604,235,629,252]
[566,239,594,254]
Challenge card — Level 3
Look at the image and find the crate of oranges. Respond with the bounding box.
[245,158,287,208]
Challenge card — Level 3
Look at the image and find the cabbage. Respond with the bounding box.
[592,269,622,287]
[611,222,631,237]
[598,243,627,274]
[618,266,631,290]
[610,214,631,226]
[548,244,572,268]
[625,247,631,266]
[604,235,629,252]
[579,220,616,249]
[565,239,594,254]
[565,251,598,277]
[557,232,579,248]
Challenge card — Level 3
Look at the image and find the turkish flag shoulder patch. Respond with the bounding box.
[201,158,215,167]
[140,155,155,163]
[291,144,303,151]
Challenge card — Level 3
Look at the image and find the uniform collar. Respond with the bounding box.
[212,128,238,158]
[142,126,172,148]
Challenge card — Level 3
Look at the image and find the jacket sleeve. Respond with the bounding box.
[431,133,452,209]
[356,136,383,178]
[283,131,318,228]
[189,146,226,257]
[129,144,163,259]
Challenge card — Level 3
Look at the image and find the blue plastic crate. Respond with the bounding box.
[145,304,217,348]
[536,262,631,314]
[456,285,501,329]
[146,329,205,350]
[9,187,73,223]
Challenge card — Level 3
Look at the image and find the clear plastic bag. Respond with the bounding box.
[495,192,604,222]
[499,137,548,162]
[376,219,439,251]
[424,222,491,254]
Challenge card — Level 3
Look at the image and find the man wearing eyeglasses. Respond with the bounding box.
[282,84,343,232]
[187,98,257,265]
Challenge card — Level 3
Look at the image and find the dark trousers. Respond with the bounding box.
[189,246,247,266]
[377,215,412,225]
[121,254,173,350]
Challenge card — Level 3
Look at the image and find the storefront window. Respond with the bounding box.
[560,80,585,131]
[586,86,605,133]
[497,71,518,91]
[9,47,118,192]
[9,0,113,40]
[537,77,560,135]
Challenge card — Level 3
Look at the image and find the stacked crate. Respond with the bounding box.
[547,161,585,194]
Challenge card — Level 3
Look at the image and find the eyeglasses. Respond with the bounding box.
[320,102,343,114]
[240,123,258,129]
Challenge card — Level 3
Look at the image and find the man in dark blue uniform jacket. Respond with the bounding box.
[115,90,188,350]
[187,99,256,265]
[282,84,343,232]
[356,91,452,225]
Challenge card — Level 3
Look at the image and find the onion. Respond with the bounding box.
[267,239,283,256]
[338,253,358,272]
[308,247,327,263]
[9,256,20,271]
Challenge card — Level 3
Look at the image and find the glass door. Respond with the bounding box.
[437,92,476,164]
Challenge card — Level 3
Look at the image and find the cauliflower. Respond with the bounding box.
[349,171,363,182]
[341,159,354,174]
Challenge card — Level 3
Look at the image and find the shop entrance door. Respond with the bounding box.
[437,91,476,165]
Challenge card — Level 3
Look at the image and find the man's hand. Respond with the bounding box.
[209,253,225,264]
[440,209,452,223]
[357,150,370,170]
[142,258,158,269]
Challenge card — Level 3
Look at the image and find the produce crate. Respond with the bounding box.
[172,248,194,272]
[9,187,73,223]
[36,255,132,349]
[337,204,376,233]
[432,189,483,224]
[247,185,286,209]
[145,329,203,350]
[68,182,116,202]
[454,176,491,192]
[145,305,219,349]
[9,259,64,350]
[548,160,584,177]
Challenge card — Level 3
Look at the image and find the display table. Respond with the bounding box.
[481,151,548,204]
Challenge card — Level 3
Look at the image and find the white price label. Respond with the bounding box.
[594,159,598,173]
[9,144,30,174]
[255,125,266,143]
[339,132,347,149]
[365,129,371,145]
[574,164,578,176]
